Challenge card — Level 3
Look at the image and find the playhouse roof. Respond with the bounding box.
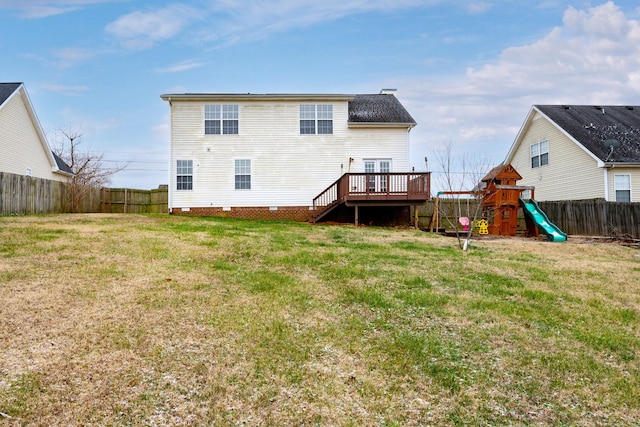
[482,163,522,182]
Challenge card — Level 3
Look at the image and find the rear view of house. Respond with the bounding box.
[0,82,72,182]
[161,89,429,223]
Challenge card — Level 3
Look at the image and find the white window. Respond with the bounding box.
[614,174,631,202]
[235,159,251,190]
[176,160,193,190]
[205,104,238,135]
[300,104,333,134]
[531,140,549,168]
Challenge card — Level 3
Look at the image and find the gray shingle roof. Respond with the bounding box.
[536,105,640,163]
[52,152,73,174]
[348,94,416,125]
[0,82,22,105]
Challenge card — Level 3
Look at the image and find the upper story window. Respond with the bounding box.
[614,174,631,202]
[530,140,549,168]
[205,104,238,135]
[300,104,333,135]
[176,160,193,190]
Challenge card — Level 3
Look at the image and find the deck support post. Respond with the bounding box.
[355,205,359,226]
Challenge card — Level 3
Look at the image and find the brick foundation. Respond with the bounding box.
[171,206,313,222]
[172,205,412,226]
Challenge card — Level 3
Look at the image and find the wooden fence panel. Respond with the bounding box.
[1,172,168,215]
[538,200,640,238]
[0,172,69,214]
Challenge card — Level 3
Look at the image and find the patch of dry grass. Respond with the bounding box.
[0,214,638,426]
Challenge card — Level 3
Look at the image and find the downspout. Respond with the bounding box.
[167,97,173,213]
[603,167,610,201]
[406,126,411,171]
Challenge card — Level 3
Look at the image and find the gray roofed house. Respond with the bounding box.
[504,104,640,202]
[160,89,429,222]
[0,82,73,182]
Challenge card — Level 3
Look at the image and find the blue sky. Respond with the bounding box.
[2,0,640,189]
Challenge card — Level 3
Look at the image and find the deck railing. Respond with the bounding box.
[312,172,430,220]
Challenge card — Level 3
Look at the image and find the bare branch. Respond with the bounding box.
[432,142,493,250]
[54,127,128,212]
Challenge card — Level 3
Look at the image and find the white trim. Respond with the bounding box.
[604,168,610,201]
[161,93,355,102]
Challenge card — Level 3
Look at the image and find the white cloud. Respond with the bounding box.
[0,0,118,19]
[197,0,440,45]
[398,1,640,170]
[154,59,204,73]
[40,83,90,96]
[51,47,95,67]
[23,47,95,69]
[466,2,493,14]
[105,4,199,50]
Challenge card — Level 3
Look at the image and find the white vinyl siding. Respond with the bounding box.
[508,112,604,201]
[168,99,410,209]
[0,91,67,182]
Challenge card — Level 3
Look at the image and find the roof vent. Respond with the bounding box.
[380,88,397,95]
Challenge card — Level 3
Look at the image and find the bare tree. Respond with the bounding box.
[432,143,492,250]
[53,127,126,213]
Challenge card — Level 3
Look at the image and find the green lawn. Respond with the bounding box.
[0,214,638,426]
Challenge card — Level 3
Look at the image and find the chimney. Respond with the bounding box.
[380,88,397,95]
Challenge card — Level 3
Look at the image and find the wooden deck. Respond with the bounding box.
[310,172,431,224]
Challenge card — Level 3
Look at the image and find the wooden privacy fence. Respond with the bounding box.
[0,172,72,214]
[414,198,639,238]
[537,200,640,239]
[0,172,167,215]
[100,188,168,214]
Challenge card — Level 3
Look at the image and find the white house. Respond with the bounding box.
[0,82,72,182]
[504,105,640,202]
[161,89,429,222]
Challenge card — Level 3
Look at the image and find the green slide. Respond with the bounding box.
[519,199,567,242]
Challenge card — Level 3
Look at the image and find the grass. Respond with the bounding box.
[0,214,638,426]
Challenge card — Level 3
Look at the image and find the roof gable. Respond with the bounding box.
[0,82,72,177]
[535,105,640,163]
[482,163,522,183]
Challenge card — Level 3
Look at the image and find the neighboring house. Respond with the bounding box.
[0,82,73,182]
[161,89,429,222]
[504,105,640,202]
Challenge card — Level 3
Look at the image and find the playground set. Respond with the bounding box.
[430,164,567,242]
